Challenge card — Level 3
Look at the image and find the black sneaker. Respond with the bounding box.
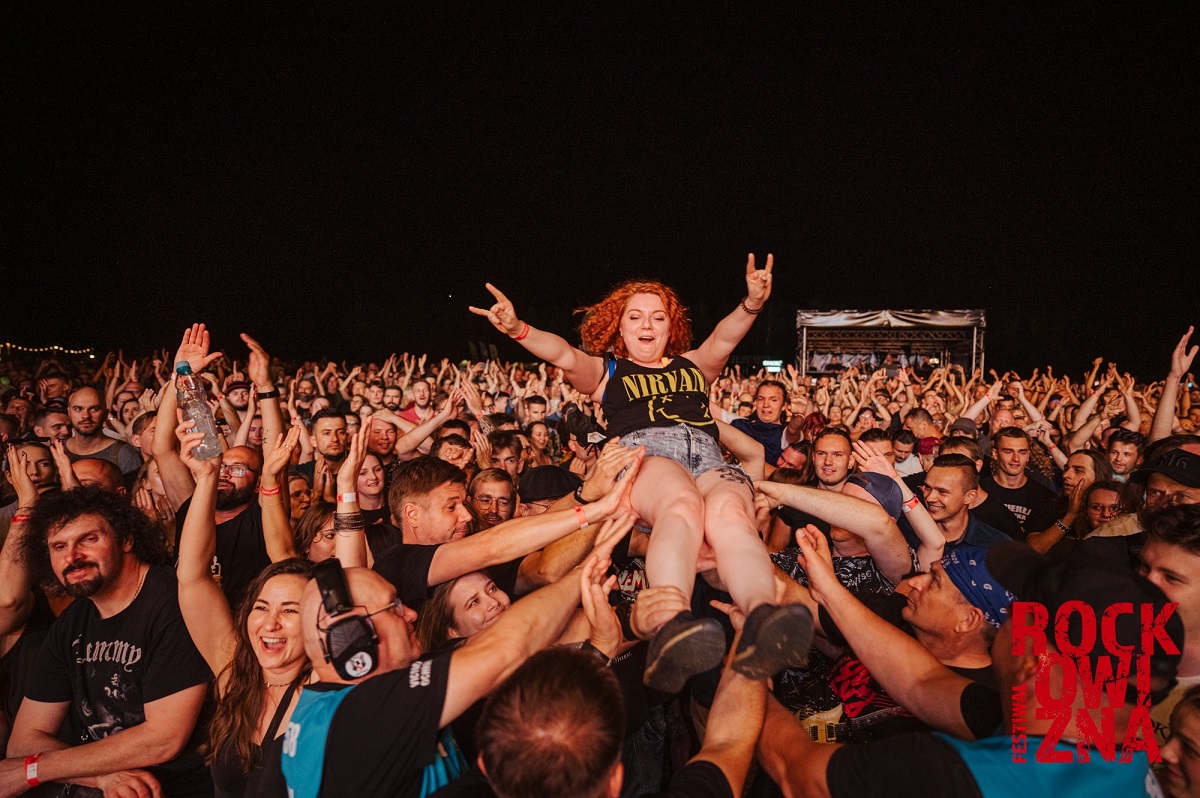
[642,612,727,693]
[732,603,814,680]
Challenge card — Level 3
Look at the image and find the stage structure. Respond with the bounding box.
[797,310,986,377]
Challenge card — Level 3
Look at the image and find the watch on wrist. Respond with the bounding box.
[573,482,593,504]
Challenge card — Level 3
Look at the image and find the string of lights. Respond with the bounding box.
[2,342,95,356]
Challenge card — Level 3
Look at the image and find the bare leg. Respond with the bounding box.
[696,469,775,613]
[630,455,705,605]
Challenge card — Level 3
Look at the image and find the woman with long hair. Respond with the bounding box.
[471,255,812,691]
[524,421,556,468]
[176,420,312,797]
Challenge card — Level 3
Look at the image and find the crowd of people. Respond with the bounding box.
[0,262,1197,797]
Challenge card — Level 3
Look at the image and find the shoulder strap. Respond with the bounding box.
[262,672,306,745]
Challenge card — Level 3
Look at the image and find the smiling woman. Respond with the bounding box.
[471,255,815,693]
[174,416,314,797]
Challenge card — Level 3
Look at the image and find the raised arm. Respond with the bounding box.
[243,333,285,454]
[153,325,224,511]
[332,426,371,569]
[755,479,912,585]
[429,453,640,586]
[1150,327,1196,443]
[852,440,943,571]
[259,426,301,562]
[174,421,238,679]
[688,254,773,381]
[470,283,605,393]
[0,449,38,637]
[796,527,974,738]
[440,515,629,727]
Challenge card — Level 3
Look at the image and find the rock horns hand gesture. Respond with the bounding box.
[744,253,774,309]
[468,283,522,337]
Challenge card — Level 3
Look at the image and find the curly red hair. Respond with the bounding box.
[576,281,693,357]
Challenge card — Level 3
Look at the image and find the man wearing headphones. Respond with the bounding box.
[281,536,621,798]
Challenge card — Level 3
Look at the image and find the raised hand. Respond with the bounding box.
[1170,327,1198,379]
[175,416,220,480]
[174,323,223,374]
[744,253,774,308]
[241,333,273,390]
[5,446,40,507]
[469,283,523,336]
[336,424,371,495]
[852,439,897,478]
[263,426,303,481]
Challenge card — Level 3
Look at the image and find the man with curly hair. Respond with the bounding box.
[2,487,212,797]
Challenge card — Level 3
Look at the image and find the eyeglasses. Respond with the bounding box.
[1088,503,1120,515]
[219,463,260,478]
[363,597,405,621]
[473,496,513,510]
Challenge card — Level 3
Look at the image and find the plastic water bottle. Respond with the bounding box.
[175,362,223,461]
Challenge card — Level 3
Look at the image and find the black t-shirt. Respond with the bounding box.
[313,653,451,798]
[372,536,441,609]
[1,589,61,722]
[972,493,1025,541]
[980,474,1058,536]
[26,565,213,796]
[826,732,983,798]
[602,355,718,442]
[176,496,271,609]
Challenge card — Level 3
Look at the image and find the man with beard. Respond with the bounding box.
[31,407,72,446]
[2,488,212,797]
[64,387,142,476]
[383,386,404,412]
[398,378,435,424]
[220,379,252,422]
[294,408,349,483]
[467,469,516,531]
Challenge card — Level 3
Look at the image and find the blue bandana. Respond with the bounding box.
[941,545,1015,627]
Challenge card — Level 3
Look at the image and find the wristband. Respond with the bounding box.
[615,602,639,642]
[25,754,40,788]
[511,321,531,341]
[574,505,590,529]
[259,485,281,496]
[337,491,358,503]
[573,482,592,505]
[1055,519,1071,535]
[10,512,32,525]
[739,298,763,315]
[256,389,280,399]
[901,495,922,513]
[1048,443,1058,451]
[578,640,613,667]
[291,415,302,423]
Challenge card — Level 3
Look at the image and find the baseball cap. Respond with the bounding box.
[947,418,978,437]
[986,541,1183,698]
[225,380,251,393]
[1130,448,1200,489]
[917,436,942,456]
[518,466,582,503]
[940,545,1015,628]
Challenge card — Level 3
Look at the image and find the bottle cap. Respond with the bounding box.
[175,362,192,375]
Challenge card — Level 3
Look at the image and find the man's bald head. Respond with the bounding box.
[73,458,126,496]
[301,567,419,683]
[67,387,107,439]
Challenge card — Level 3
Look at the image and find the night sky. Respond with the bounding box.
[4,6,1196,376]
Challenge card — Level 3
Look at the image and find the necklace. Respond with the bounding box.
[132,564,147,602]
[264,680,291,688]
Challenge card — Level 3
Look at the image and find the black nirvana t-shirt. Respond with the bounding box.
[26,565,213,795]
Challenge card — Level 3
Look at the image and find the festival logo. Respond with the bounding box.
[1009,600,1180,764]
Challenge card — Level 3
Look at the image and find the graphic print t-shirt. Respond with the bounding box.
[602,356,717,441]
[26,564,212,792]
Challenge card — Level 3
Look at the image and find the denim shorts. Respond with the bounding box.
[619,424,748,485]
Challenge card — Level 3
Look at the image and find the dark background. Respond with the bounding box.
[3,5,1196,376]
